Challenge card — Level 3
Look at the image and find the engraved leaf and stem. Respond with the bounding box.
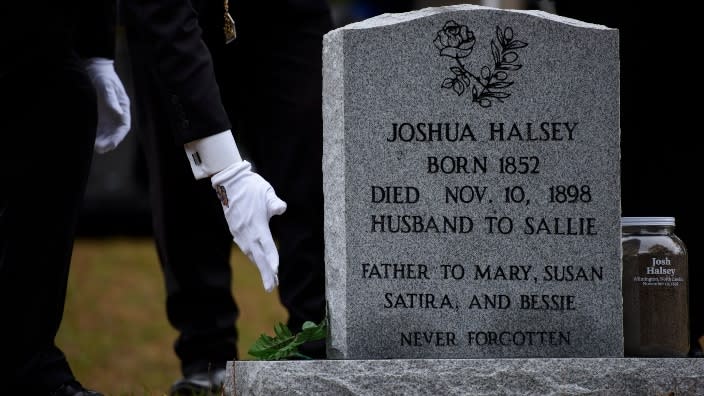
[434,21,528,108]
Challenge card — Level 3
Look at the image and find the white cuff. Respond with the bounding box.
[184,130,242,179]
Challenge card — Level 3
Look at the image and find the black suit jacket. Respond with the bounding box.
[120,0,330,145]
[121,0,231,145]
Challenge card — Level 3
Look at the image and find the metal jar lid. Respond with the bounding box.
[621,217,675,226]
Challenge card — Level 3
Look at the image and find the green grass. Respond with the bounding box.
[57,238,287,395]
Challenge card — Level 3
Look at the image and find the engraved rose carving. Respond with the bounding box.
[433,20,476,58]
[436,23,528,108]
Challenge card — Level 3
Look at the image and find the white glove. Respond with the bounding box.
[84,57,131,154]
[211,160,287,292]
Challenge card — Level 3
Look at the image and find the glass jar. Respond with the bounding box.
[622,217,689,357]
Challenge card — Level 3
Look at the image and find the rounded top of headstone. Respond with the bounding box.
[333,4,614,32]
[621,217,675,226]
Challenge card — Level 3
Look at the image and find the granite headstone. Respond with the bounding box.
[323,5,621,359]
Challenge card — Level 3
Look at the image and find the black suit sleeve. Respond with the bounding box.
[121,0,231,144]
[2,0,116,75]
[75,0,117,59]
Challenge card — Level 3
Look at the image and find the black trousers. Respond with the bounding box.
[125,6,332,374]
[0,53,97,392]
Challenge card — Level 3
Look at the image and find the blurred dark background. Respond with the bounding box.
[78,0,700,354]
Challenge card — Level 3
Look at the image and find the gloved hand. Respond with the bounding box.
[211,160,287,292]
[84,57,131,154]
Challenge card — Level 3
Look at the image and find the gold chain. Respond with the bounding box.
[224,0,237,44]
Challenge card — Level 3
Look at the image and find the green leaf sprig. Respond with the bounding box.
[248,317,327,360]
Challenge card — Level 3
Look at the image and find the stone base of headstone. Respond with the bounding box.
[225,358,704,395]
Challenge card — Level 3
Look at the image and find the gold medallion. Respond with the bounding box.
[224,0,236,43]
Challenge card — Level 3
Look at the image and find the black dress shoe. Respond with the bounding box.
[169,368,225,396]
[49,380,103,396]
